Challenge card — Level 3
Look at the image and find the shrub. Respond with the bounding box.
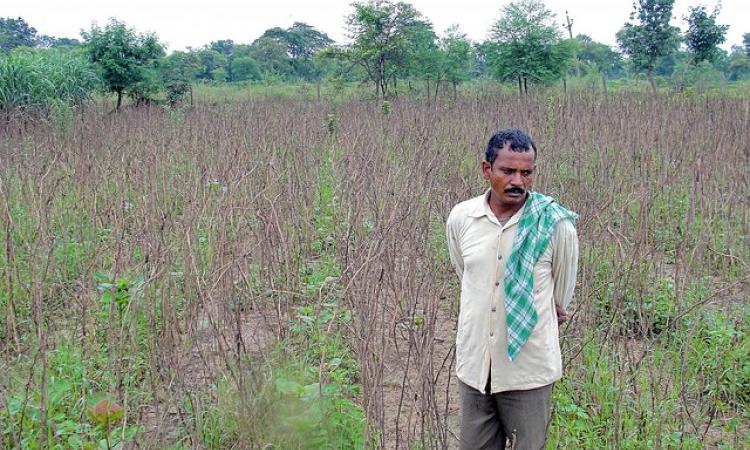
[0,48,101,111]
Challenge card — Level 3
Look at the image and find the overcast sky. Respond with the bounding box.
[4,0,748,52]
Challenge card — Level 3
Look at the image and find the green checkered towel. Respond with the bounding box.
[504,192,578,361]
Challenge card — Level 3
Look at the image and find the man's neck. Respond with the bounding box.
[488,192,527,221]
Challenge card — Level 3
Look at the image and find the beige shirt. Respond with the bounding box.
[446,190,579,393]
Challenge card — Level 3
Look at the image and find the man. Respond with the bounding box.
[446,128,579,449]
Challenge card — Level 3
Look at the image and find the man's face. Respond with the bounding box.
[482,145,536,210]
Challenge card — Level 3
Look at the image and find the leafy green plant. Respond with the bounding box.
[0,48,101,110]
[94,271,144,317]
[689,308,750,407]
[0,343,141,449]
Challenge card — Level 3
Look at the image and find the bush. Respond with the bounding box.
[0,48,101,110]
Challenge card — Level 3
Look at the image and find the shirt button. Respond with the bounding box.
[491,306,496,312]
[498,255,503,260]
[495,282,500,286]
[490,332,494,337]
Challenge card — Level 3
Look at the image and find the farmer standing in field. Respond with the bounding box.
[446,128,579,449]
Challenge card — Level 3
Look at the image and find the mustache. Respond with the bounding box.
[504,187,525,194]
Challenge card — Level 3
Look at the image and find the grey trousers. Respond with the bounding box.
[458,379,553,450]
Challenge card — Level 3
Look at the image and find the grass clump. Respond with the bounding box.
[0,48,101,111]
[1,341,141,449]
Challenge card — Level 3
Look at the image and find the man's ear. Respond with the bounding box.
[482,160,491,180]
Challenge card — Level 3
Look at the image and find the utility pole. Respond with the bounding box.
[564,10,574,39]
[564,11,581,78]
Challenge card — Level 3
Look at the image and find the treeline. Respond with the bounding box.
[1,0,750,110]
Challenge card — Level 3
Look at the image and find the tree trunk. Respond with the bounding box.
[378,57,386,98]
[523,77,528,95]
[116,89,123,110]
[518,76,523,96]
[563,77,567,93]
[426,79,431,103]
[647,71,656,95]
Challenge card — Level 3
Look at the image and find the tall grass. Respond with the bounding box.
[0,91,748,448]
[0,49,101,112]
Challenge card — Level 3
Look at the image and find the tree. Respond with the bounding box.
[405,21,442,98]
[653,48,689,76]
[258,23,334,81]
[82,19,164,109]
[37,36,81,48]
[440,26,474,98]
[248,36,293,79]
[310,50,344,99]
[161,51,202,104]
[684,5,728,64]
[0,17,38,50]
[232,57,262,81]
[573,34,624,95]
[209,39,235,80]
[162,51,202,81]
[616,0,681,93]
[742,32,750,57]
[726,45,750,81]
[485,0,573,95]
[344,0,428,98]
[285,22,334,61]
[193,48,227,80]
[575,34,624,78]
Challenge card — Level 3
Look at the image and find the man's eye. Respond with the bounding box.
[521,171,532,177]
[502,168,514,175]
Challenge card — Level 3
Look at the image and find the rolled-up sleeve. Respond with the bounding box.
[446,209,464,280]
[551,219,579,310]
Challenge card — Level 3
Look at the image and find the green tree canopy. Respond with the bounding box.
[684,5,728,64]
[209,39,235,80]
[0,17,38,50]
[344,0,428,97]
[248,36,293,80]
[255,23,333,81]
[440,26,475,95]
[404,21,441,90]
[283,22,334,60]
[727,45,750,80]
[194,48,227,81]
[232,56,262,81]
[162,50,202,82]
[741,32,749,57]
[159,50,201,104]
[616,0,681,92]
[37,36,81,48]
[82,19,164,109]
[485,0,573,94]
[575,34,624,78]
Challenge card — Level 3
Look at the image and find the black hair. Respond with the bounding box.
[485,128,537,164]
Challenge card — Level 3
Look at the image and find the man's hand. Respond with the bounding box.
[555,304,569,324]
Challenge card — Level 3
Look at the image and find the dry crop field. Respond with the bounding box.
[0,92,748,449]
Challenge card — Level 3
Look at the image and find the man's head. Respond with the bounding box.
[482,128,537,212]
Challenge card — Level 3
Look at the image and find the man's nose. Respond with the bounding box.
[509,172,523,185]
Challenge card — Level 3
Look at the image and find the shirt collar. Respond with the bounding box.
[468,189,527,228]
